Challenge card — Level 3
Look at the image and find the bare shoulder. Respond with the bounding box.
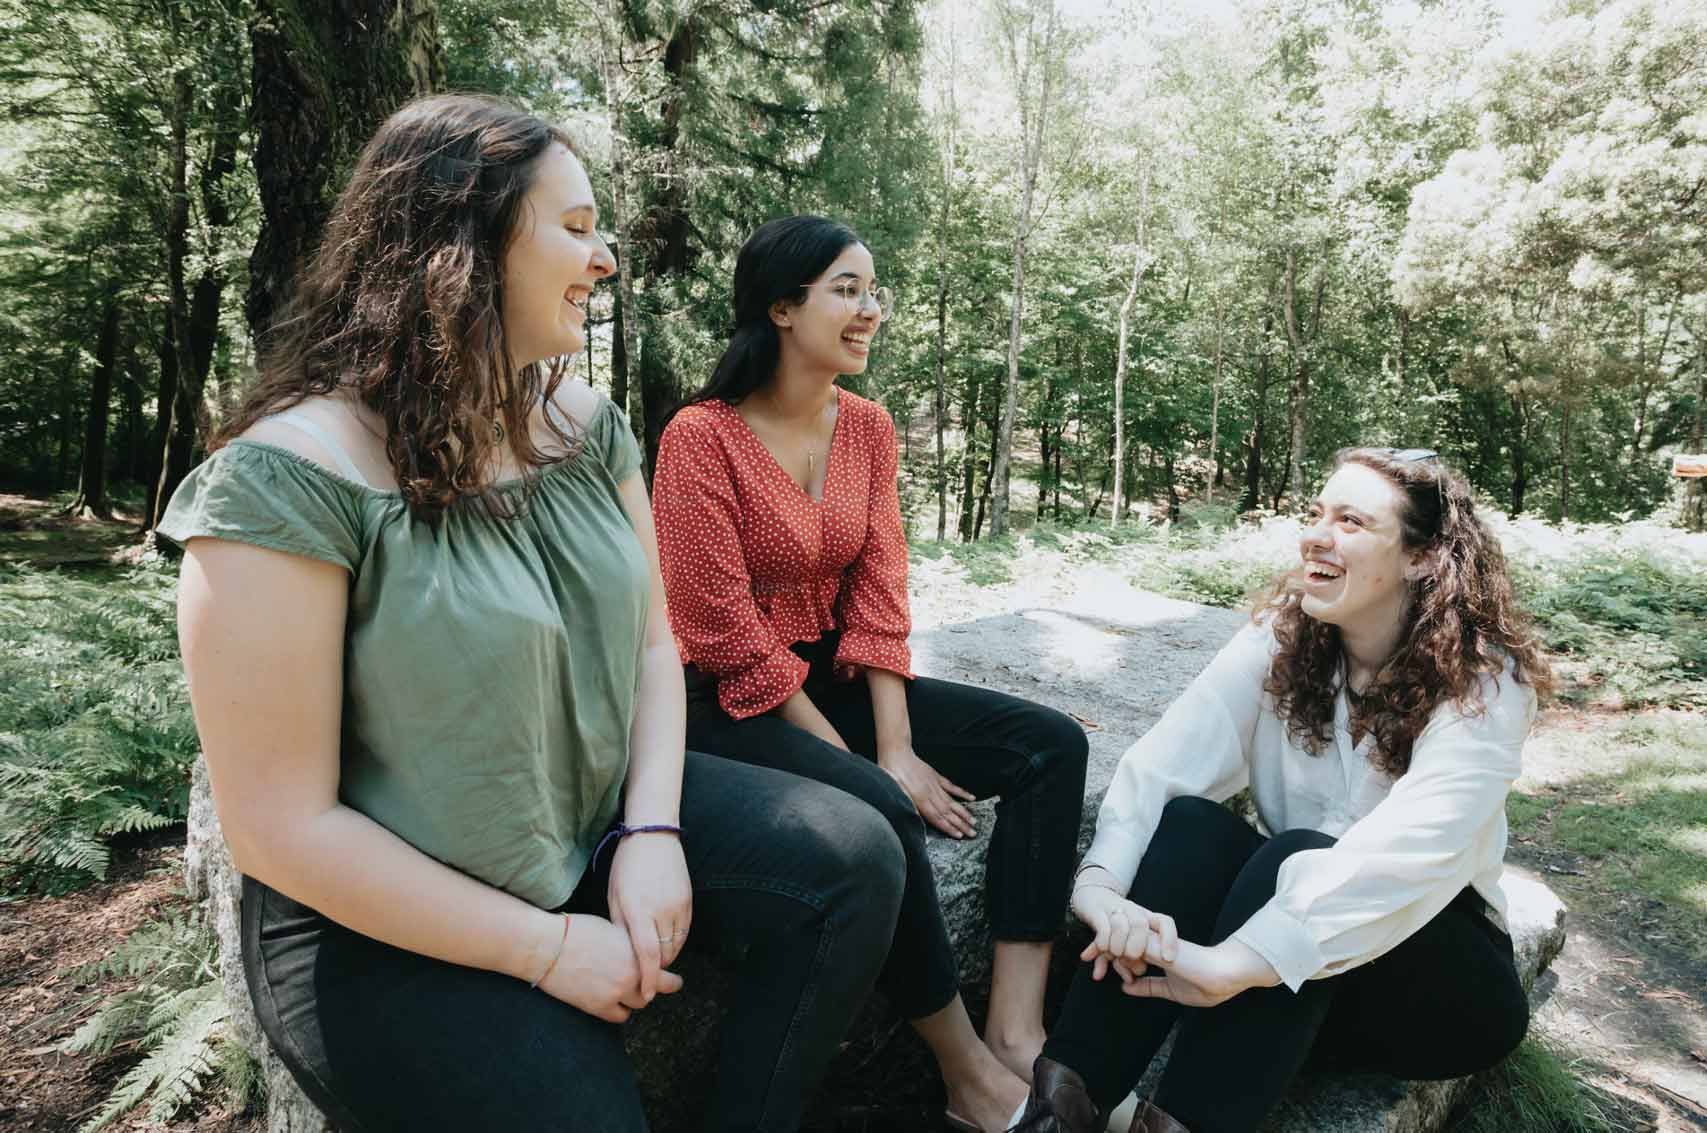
[546,378,604,433]
[237,394,394,488]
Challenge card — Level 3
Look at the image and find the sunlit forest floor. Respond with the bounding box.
[2,486,1705,1131]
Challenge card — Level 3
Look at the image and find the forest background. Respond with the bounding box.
[2,0,1706,1130]
[2,0,1705,536]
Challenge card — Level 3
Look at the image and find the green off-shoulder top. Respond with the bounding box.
[158,396,649,909]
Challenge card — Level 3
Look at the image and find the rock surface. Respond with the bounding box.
[188,582,1568,1132]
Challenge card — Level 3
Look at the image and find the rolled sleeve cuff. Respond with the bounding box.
[833,629,913,681]
[717,649,810,720]
[1232,900,1326,993]
[1081,826,1145,895]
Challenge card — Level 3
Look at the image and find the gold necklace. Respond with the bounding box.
[765,388,834,480]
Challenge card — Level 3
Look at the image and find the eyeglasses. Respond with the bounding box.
[1379,448,1439,463]
[813,280,893,321]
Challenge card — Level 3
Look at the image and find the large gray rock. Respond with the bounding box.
[187,760,333,1133]
[188,589,1567,1132]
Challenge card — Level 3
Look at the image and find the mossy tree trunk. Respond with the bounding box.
[245,0,445,341]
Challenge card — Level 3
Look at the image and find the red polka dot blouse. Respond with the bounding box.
[652,387,913,720]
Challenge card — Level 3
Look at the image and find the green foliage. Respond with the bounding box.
[1451,1032,1620,1133]
[0,562,198,895]
[1513,549,1707,708]
[1506,713,1707,967]
[61,907,238,1131]
[912,533,1018,587]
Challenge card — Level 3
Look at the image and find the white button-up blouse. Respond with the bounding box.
[1083,620,1537,992]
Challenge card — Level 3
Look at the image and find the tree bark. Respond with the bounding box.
[1112,169,1149,525]
[990,0,1060,538]
[958,373,979,541]
[69,292,120,519]
[156,77,243,525]
[1279,247,1323,507]
[932,7,958,542]
[601,15,640,426]
[148,69,195,532]
[1684,331,1705,531]
[1628,289,1679,481]
[611,290,629,417]
[246,0,444,340]
[1240,309,1273,513]
[56,340,78,489]
[974,383,1000,540]
[1207,290,1224,505]
[122,349,146,485]
[634,18,699,480]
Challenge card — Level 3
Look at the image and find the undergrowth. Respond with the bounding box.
[0,561,198,896]
[913,510,1707,708]
[1450,1032,1624,1132]
[59,906,256,1130]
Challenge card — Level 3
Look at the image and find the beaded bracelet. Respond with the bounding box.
[530,913,572,989]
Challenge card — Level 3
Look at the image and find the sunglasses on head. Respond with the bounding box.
[1378,447,1439,464]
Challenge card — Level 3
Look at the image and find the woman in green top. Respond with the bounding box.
[161,93,906,1132]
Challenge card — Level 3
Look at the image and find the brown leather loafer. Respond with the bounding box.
[1007,1056,1101,1133]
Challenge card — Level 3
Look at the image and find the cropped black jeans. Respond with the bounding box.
[241,750,907,1133]
[684,632,1090,1018]
[1042,796,1531,1133]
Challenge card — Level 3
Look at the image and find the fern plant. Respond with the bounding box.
[60,906,246,1131]
[0,561,199,894]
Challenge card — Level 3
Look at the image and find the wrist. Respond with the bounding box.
[510,908,566,985]
[1216,939,1280,991]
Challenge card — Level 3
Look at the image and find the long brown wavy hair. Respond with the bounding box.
[1256,448,1553,777]
[212,93,582,520]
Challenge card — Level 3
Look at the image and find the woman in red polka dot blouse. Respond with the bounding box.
[653,216,1090,1133]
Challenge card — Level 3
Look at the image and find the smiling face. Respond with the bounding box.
[1297,462,1429,636]
[773,242,882,376]
[499,143,613,368]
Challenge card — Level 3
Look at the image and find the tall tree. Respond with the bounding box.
[246,0,445,340]
[987,0,1068,537]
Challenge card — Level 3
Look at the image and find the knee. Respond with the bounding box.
[1481,977,1531,1068]
[1028,706,1091,779]
[1154,795,1252,851]
[864,773,929,843]
[1161,794,1234,828]
[833,801,907,919]
[1257,826,1338,865]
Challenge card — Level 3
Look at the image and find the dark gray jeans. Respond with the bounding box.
[241,750,906,1132]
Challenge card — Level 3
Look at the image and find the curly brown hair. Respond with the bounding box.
[212,93,582,520]
[1255,448,1554,777]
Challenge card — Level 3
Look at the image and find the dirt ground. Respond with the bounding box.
[0,829,257,1133]
[1506,709,1707,1132]
[0,493,149,569]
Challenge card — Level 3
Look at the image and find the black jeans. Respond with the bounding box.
[241,750,907,1133]
[1042,796,1530,1133]
[684,632,1090,1018]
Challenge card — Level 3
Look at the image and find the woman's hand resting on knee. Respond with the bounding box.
[1070,876,1178,982]
[534,912,684,1024]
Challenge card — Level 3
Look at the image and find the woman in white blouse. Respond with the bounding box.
[1010,448,1554,1133]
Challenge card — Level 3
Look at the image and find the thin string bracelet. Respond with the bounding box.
[590,822,684,874]
[530,913,571,989]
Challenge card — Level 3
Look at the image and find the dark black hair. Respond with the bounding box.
[680,215,863,409]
